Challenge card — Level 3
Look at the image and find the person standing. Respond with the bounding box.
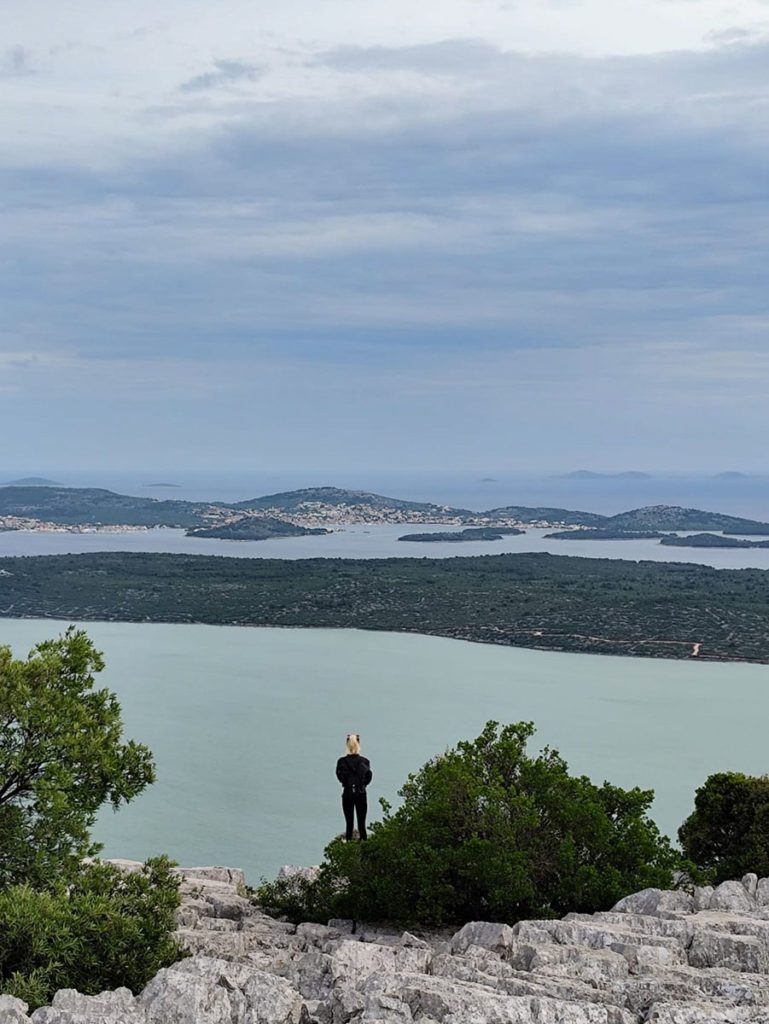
[336,733,372,841]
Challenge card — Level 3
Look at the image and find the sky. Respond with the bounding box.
[2,0,768,476]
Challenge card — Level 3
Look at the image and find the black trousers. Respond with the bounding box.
[342,791,368,840]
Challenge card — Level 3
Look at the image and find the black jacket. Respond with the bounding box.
[336,754,372,795]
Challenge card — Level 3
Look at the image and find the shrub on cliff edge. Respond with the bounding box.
[679,772,769,883]
[0,857,186,1010]
[258,720,678,925]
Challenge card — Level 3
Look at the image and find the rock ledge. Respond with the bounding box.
[5,867,769,1023]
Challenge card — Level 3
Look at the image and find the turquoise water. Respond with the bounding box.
[2,618,767,884]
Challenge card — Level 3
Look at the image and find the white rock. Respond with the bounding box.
[276,866,320,884]
[31,987,141,1024]
[450,921,516,956]
[0,995,32,1024]
[742,874,759,898]
[692,886,714,912]
[611,888,693,916]
[688,930,769,973]
[756,878,769,907]
[710,880,756,913]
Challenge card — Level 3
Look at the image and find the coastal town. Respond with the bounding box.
[0,491,571,534]
[0,515,154,533]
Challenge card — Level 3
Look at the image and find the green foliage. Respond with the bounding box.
[679,772,769,883]
[257,721,678,926]
[2,549,769,661]
[0,627,156,888]
[0,857,186,1010]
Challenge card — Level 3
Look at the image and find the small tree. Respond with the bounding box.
[679,772,769,883]
[0,627,155,889]
[259,720,678,925]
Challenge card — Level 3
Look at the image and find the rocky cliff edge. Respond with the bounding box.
[4,864,769,1023]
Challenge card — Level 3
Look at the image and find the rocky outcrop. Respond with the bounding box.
[8,869,769,1023]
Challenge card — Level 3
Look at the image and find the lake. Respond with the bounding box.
[1,618,766,884]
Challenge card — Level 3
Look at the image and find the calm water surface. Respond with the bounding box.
[3,524,769,569]
[1,618,766,883]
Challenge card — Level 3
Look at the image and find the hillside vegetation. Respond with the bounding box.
[1,551,768,661]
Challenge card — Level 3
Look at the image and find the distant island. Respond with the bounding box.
[4,476,61,486]
[545,529,666,541]
[1,550,768,663]
[660,533,769,549]
[1,486,768,544]
[186,518,330,540]
[556,470,652,480]
[399,527,525,543]
[146,482,181,488]
[542,505,769,536]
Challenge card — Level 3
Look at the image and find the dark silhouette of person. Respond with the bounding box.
[336,732,372,841]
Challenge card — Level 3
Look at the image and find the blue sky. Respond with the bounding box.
[2,1,768,474]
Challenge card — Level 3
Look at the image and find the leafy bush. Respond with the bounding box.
[257,721,678,925]
[0,627,155,889]
[0,857,186,1010]
[0,629,183,1008]
[679,772,769,883]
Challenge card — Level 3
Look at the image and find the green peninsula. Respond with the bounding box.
[1,551,768,663]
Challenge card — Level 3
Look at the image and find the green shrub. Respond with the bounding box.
[257,720,678,926]
[0,857,187,1010]
[679,772,769,883]
[0,627,155,889]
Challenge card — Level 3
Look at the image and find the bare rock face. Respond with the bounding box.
[11,867,769,1024]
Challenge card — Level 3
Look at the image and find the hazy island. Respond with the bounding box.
[186,517,330,540]
[4,476,61,486]
[544,529,666,540]
[556,470,652,480]
[1,550,768,663]
[2,486,769,550]
[399,527,525,542]
[660,533,769,549]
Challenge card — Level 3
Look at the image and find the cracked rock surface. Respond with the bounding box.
[6,867,769,1023]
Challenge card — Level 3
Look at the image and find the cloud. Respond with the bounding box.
[706,25,769,45]
[1,29,768,469]
[179,60,262,93]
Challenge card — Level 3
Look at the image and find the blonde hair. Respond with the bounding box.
[346,733,360,755]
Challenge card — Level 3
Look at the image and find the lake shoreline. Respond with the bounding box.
[2,612,765,665]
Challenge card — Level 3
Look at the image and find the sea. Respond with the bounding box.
[1,469,768,883]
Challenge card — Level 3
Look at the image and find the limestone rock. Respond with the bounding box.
[611,888,693,917]
[710,881,756,914]
[31,987,140,1024]
[277,866,320,884]
[756,879,769,907]
[18,865,769,1024]
[450,920,515,956]
[0,995,32,1024]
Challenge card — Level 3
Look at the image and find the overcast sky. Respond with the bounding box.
[3,1,768,475]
